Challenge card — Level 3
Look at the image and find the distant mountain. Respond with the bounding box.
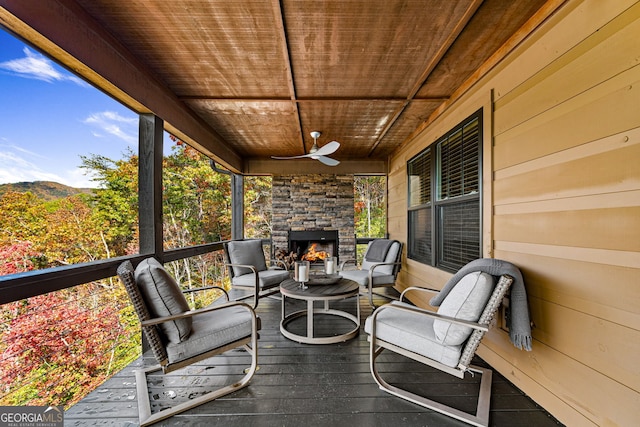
[0,181,94,201]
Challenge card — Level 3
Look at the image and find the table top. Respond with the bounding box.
[280,277,359,299]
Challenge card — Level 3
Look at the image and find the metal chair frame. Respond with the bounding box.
[223,240,288,308]
[367,274,513,427]
[117,261,260,426]
[340,240,404,308]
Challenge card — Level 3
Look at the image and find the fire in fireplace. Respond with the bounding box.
[302,243,331,262]
[288,230,339,264]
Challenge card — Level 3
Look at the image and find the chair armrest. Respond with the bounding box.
[141,300,257,327]
[367,261,402,279]
[339,259,358,271]
[224,263,259,275]
[371,303,489,333]
[365,261,402,291]
[399,286,439,302]
[224,263,260,308]
[182,285,229,301]
[367,261,401,271]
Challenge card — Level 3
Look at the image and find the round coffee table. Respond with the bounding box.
[280,277,360,344]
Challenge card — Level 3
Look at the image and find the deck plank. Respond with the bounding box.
[66,289,563,426]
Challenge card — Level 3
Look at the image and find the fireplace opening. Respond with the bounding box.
[301,242,332,262]
[288,230,339,264]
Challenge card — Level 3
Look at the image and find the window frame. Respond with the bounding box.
[407,108,483,272]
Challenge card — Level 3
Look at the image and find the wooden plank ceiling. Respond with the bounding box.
[21,0,551,173]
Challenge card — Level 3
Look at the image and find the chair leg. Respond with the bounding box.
[370,346,492,427]
[366,290,377,309]
[135,343,258,426]
[232,287,280,309]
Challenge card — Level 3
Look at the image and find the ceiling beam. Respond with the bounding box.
[244,158,387,176]
[178,96,451,102]
[368,0,484,157]
[272,0,306,153]
[0,0,244,173]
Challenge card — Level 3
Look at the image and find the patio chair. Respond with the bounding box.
[365,267,515,427]
[117,258,260,426]
[223,239,290,308]
[338,239,403,308]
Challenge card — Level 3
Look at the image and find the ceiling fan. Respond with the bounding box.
[271,131,340,166]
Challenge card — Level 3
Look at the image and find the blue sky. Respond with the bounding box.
[0,28,157,188]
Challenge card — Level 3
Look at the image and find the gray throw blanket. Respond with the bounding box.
[365,239,395,262]
[430,258,532,351]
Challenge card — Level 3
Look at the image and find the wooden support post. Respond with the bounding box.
[139,114,164,260]
[231,173,244,240]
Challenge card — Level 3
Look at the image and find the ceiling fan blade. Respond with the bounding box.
[312,140,340,156]
[317,156,340,166]
[271,138,340,164]
[271,154,313,160]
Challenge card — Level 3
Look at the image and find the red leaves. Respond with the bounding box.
[0,242,40,275]
[0,287,130,407]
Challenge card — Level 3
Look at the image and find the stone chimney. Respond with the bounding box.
[271,174,355,261]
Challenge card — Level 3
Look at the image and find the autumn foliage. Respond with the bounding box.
[0,288,135,407]
[0,194,140,407]
[0,143,263,408]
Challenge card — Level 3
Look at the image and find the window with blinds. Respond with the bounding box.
[408,148,432,263]
[408,147,431,207]
[438,200,480,271]
[407,109,482,272]
[438,119,479,200]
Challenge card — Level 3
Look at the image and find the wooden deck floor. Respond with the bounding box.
[66,289,563,427]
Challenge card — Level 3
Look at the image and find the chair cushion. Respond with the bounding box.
[361,240,400,276]
[227,240,268,276]
[433,271,495,346]
[365,302,463,368]
[135,258,192,343]
[339,269,395,287]
[166,304,254,364]
[232,268,290,289]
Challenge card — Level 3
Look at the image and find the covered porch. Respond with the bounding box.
[65,289,562,426]
[0,1,638,426]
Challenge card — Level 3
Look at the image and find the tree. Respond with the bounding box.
[0,191,47,247]
[354,176,386,237]
[80,151,139,257]
[0,160,141,408]
[0,241,42,276]
[244,175,272,238]
[0,238,139,408]
[0,289,136,407]
[163,143,232,248]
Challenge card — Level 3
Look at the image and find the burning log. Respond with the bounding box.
[301,243,330,262]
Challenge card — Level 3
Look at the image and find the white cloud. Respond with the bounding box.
[0,150,64,183]
[0,148,100,188]
[64,167,101,189]
[0,47,87,86]
[83,111,137,145]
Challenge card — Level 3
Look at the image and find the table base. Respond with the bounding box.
[280,299,360,344]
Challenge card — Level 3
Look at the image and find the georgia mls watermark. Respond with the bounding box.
[0,406,63,427]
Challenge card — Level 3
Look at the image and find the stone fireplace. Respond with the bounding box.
[272,174,355,262]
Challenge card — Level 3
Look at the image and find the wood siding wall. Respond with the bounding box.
[387,1,640,426]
